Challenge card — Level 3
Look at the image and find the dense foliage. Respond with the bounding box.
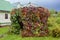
[10,7,50,37]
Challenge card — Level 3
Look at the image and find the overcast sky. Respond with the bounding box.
[5,0,60,11]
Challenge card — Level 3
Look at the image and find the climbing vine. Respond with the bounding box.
[11,7,50,37]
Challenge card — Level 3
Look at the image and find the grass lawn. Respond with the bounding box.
[0,26,9,34]
[0,35,60,40]
[0,26,60,40]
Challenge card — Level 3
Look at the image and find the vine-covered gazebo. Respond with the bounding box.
[10,3,50,37]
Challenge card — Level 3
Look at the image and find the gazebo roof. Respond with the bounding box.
[23,2,39,7]
[15,2,39,8]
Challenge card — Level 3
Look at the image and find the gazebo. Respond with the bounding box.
[10,2,50,37]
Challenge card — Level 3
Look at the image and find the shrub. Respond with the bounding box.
[52,27,60,37]
[56,18,60,24]
[10,9,23,34]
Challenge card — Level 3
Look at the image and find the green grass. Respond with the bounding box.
[0,26,9,34]
[0,26,60,40]
[0,34,60,40]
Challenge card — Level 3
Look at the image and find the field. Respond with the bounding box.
[0,16,60,40]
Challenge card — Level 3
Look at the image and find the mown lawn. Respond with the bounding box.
[0,26,9,34]
[0,35,60,40]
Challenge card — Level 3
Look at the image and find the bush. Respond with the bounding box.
[10,24,20,34]
[52,27,60,37]
[56,18,60,24]
[10,9,23,34]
